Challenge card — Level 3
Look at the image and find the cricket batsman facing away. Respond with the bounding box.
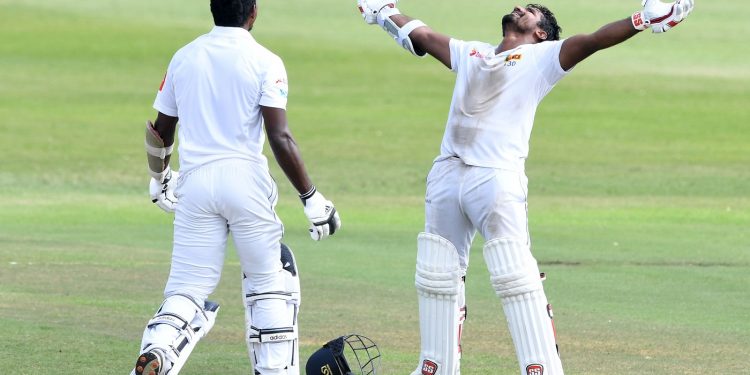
[357,0,694,374]
[132,0,341,374]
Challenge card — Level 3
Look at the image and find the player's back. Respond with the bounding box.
[155,26,288,173]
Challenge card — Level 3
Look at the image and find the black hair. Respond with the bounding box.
[210,0,256,27]
[528,4,562,41]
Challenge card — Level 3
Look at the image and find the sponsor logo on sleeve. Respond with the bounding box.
[275,78,288,98]
[469,48,485,59]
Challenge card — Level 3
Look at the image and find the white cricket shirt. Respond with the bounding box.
[154,26,289,173]
[438,39,570,171]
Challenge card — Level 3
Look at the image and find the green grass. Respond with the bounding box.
[1,0,748,374]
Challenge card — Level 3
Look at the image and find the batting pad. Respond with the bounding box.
[135,294,219,375]
[413,233,463,375]
[243,258,301,375]
[483,239,564,375]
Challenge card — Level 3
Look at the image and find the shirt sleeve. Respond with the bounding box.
[533,40,570,86]
[259,55,289,110]
[153,59,178,117]
[449,38,467,73]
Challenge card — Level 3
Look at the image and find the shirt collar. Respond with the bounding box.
[209,26,255,41]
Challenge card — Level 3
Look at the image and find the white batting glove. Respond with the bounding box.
[149,168,179,213]
[632,0,694,33]
[358,0,397,25]
[300,187,341,241]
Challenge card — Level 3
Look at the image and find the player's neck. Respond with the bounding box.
[496,33,539,54]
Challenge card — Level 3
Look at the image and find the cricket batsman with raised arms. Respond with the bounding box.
[357,0,694,374]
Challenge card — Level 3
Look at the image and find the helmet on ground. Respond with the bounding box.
[305,334,381,375]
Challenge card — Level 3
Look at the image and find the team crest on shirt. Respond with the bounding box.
[503,53,523,67]
[506,53,523,62]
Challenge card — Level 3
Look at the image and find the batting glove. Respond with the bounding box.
[300,187,341,241]
[632,0,695,33]
[149,168,179,213]
[358,0,397,25]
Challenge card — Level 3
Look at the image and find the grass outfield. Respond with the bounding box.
[1,0,748,374]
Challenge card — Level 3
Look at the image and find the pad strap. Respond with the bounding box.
[147,313,190,331]
[244,291,300,343]
[247,326,298,343]
[246,291,296,304]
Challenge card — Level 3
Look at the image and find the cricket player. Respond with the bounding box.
[132,0,341,374]
[357,0,694,374]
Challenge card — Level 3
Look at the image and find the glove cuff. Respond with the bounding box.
[150,166,171,182]
[631,11,649,30]
[299,185,317,204]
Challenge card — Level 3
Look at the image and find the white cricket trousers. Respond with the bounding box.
[422,156,564,375]
[165,158,285,301]
[425,156,529,270]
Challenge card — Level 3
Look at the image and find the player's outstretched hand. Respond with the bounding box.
[300,187,341,241]
[149,168,179,213]
[634,0,694,33]
[358,0,397,25]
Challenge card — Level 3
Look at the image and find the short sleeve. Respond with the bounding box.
[533,40,569,86]
[449,38,468,73]
[259,56,288,109]
[153,59,178,117]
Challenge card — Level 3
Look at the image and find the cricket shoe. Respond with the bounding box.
[133,349,171,375]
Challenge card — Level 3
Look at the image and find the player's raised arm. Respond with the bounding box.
[560,0,694,71]
[357,0,452,69]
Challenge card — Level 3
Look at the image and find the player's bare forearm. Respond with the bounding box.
[152,112,178,166]
[559,18,641,71]
[389,14,452,69]
[261,106,314,194]
[268,133,313,194]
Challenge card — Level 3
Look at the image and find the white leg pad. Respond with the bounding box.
[484,239,563,375]
[136,294,220,375]
[412,233,464,375]
[243,247,301,375]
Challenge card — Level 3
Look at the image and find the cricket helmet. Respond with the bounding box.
[305,334,381,375]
